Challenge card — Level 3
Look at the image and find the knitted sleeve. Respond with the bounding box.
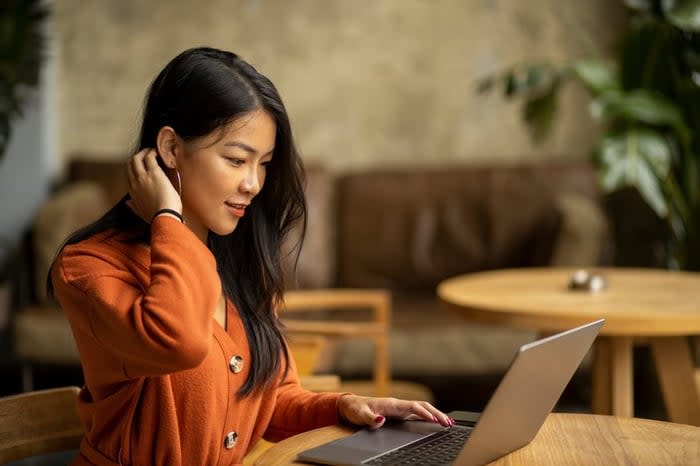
[51,216,221,378]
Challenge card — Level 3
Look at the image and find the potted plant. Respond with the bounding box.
[0,0,49,335]
[0,0,49,163]
[478,0,700,270]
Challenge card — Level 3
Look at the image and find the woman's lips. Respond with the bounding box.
[226,202,246,218]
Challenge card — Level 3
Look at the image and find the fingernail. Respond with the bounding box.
[375,416,384,423]
[432,415,438,422]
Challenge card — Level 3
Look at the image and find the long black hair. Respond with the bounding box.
[48,47,306,397]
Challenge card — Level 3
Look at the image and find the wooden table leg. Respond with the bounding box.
[611,337,634,418]
[649,337,700,426]
[592,337,634,417]
[592,338,611,415]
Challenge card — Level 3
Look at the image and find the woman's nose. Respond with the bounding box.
[241,167,261,194]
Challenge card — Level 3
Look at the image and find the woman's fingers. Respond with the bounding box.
[128,151,148,210]
[417,401,453,426]
[144,148,160,171]
[337,395,455,429]
[357,402,386,430]
[130,148,156,175]
[125,148,182,223]
[130,148,143,172]
[403,401,437,423]
[127,151,139,184]
[338,395,385,429]
[370,398,453,427]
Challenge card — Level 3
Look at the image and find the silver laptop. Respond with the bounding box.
[297,319,604,466]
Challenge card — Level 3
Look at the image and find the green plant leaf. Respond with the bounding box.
[625,0,655,10]
[590,89,691,144]
[485,64,557,99]
[522,77,561,144]
[476,76,495,94]
[525,64,550,87]
[662,0,700,31]
[598,129,672,217]
[683,49,700,72]
[619,17,677,92]
[684,153,700,207]
[572,60,619,95]
[504,72,518,97]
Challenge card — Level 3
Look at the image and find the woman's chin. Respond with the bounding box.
[210,218,239,236]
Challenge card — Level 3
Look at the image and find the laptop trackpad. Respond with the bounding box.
[297,421,444,465]
[347,421,443,453]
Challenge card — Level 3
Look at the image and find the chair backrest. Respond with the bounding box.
[286,334,330,376]
[0,386,84,463]
[280,289,391,396]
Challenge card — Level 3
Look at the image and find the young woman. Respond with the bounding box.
[49,47,453,465]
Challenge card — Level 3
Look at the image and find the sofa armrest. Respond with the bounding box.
[549,193,609,267]
[33,182,108,306]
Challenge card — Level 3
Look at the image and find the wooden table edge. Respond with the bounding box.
[253,414,700,466]
[437,298,700,336]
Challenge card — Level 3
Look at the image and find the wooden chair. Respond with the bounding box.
[0,386,83,463]
[286,333,342,392]
[280,289,392,397]
[243,331,345,465]
[245,291,390,466]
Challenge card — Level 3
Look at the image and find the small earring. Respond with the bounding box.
[173,168,185,224]
[175,168,182,197]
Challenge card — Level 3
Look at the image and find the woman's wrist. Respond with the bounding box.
[152,208,183,223]
[337,394,355,426]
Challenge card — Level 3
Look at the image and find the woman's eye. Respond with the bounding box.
[225,157,245,166]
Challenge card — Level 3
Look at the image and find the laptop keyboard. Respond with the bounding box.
[363,425,472,465]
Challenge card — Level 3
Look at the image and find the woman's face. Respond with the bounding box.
[178,109,276,241]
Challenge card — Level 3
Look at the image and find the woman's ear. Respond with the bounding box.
[156,126,180,168]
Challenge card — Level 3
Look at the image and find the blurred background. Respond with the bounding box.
[1,0,697,421]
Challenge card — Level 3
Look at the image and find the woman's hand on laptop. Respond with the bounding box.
[337,395,455,429]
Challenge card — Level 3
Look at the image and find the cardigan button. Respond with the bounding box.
[229,355,244,374]
[224,431,238,449]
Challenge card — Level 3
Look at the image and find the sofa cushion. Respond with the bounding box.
[336,163,571,292]
[14,306,80,364]
[550,192,609,266]
[283,165,337,289]
[333,322,536,377]
[67,158,128,206]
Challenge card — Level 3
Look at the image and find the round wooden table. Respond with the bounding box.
[253,413,700,465]
[437,267,700,425]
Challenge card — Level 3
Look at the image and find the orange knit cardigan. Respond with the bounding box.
[51,215,345,465]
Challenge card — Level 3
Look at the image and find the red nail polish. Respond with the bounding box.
[375,416,385,423]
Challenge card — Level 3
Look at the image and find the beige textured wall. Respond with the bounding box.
[56,0,626,171]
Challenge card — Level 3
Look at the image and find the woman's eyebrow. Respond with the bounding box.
[224,141,274,156]
[224,141,256,153]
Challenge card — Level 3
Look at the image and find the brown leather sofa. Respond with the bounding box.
[14,157,608,406]
[291,160,607,402]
